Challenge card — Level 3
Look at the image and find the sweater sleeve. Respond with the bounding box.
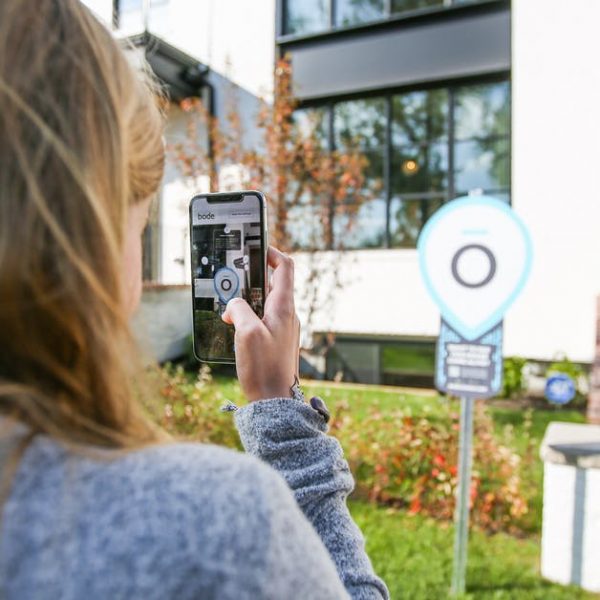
[234,398,389,600]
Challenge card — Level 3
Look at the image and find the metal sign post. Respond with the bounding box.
[451,395,474,596]
[417,195,532,596]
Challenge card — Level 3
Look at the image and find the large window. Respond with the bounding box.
[334,99,387,248]
[285,0,330,36]
[390,88,449,247]
[453,83,510,201]
[284,0,487,36]
[293,79,510,250]
[114,0,169,33]
[336,0,386,28]
[324,336,436,387]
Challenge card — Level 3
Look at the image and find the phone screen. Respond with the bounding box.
[189,192,266,363]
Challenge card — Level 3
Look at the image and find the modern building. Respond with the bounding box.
[278,0,600,387]
[277,0,511,385]
[83,0,600,387]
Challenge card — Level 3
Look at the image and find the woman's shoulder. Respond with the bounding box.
[115,439,283,508]
[19,435,282,515]
[5,437,286,598]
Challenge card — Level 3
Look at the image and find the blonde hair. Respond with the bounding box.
[0,0,166,449]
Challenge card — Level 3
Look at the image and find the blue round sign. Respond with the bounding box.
[545,373,576,405]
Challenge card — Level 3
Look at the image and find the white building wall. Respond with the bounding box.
[294,250,439,342]
[508,0,600,363]
[82,0,276,286]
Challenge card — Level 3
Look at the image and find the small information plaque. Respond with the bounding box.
[436,318,503,400]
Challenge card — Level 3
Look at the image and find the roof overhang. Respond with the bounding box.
[127,32,209,101]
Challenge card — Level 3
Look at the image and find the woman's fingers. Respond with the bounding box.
[221,247,300,402]
[265,246,295,319]
[222,297,261,331]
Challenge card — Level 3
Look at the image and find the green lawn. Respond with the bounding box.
[194,372,596,598]
[381,344,436,375]
[350,501,597,599]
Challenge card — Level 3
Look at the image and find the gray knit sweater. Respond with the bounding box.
[0,398,389,599]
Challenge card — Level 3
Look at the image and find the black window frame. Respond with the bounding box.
[293,74,510,251]
[281,0,501,37]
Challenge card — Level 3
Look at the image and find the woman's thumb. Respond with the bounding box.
[221,297,257,328]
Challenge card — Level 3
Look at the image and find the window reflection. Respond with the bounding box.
[390,88,449,246]
[454,82,509,140]
[391,89,449,201]
[332,99,386,247]
[331,98,387,225]
[392,89,448,146]
[391,0,444,14]
[294,107,330,149]
[454,139,509,193]
[336,0,385,27]
[291,80,510,249]
[284,0,489,35]
[392,143,448,194]
[334,99,386,152]
[389,195,444,247]
[334,198,387,248]
[453,82,510,198]
[285,0,330,35]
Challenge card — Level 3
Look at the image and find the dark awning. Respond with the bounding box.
[127,32,209,101]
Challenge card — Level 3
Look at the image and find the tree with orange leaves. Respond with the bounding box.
[170,57,377,253]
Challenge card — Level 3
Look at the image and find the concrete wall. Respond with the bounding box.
[132,285,192,362]
[508,0,600,362]
[541,462,600,592]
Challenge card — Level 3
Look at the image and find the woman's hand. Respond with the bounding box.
[222,246,300,402]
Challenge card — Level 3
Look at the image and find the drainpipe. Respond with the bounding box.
[182,63,217,189]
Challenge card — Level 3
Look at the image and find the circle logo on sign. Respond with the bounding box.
[451,244,497,289]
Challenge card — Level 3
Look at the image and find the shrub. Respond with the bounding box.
[501,356,528,399]
[329,400,528,534]
[145,364,241,450]
[147,366,530,534]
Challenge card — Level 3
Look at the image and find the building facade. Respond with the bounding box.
[278,0,511,384]
[276,0,600,386]
[84,0,600,383]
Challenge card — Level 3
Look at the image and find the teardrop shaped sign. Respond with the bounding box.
[418,196,532,340]
[214,267,239,304]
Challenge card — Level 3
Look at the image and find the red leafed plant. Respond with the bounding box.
[329,400,529,534]
[168,57,378,253]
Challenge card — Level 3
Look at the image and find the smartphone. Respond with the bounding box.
[189,190,268,363]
